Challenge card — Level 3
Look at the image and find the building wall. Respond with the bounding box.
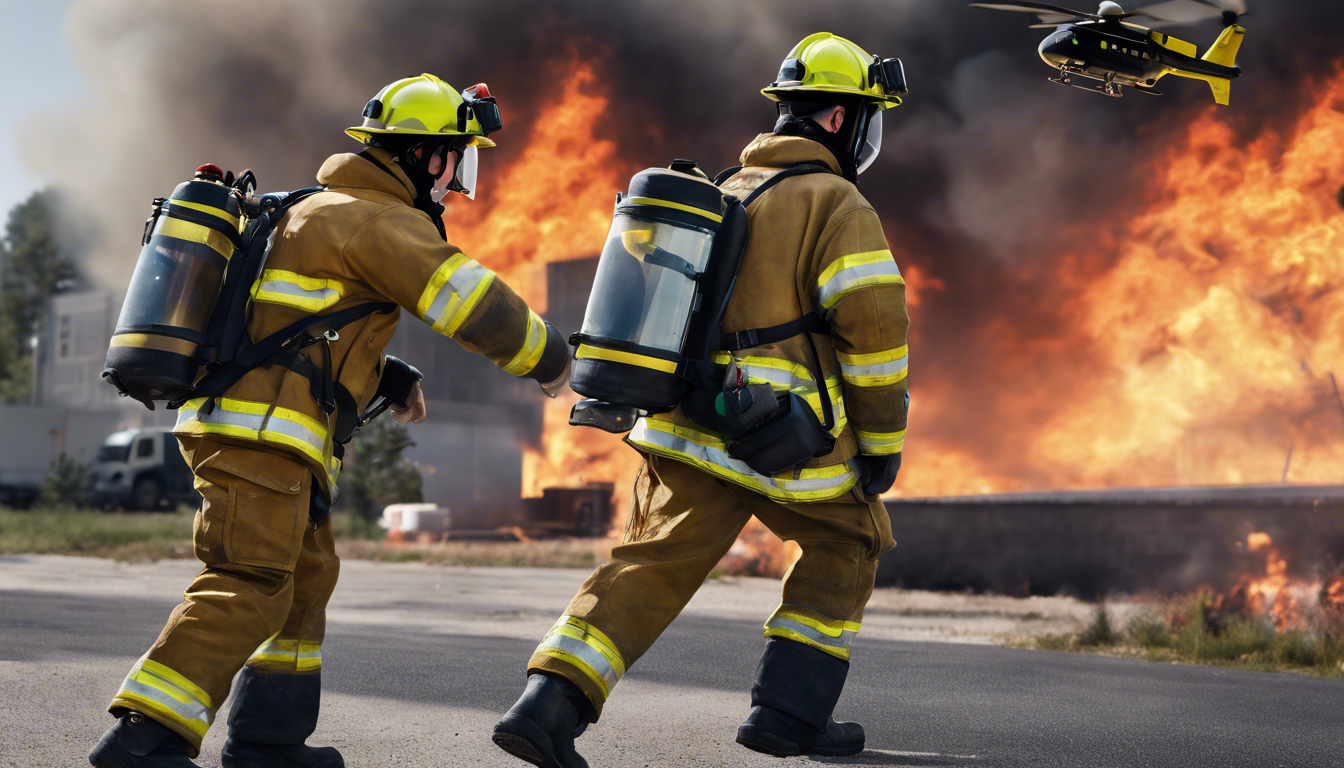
[878,486,1344,597]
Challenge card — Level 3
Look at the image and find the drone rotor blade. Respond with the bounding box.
[969,2,1096,22]
[1132,0,1223,25]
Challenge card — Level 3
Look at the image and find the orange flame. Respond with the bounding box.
[892,66,1344,496]
[443,57,641,525]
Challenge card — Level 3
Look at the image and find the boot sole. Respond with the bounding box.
[736,726,864,758]
[493,715,563,768]
[736,727,802,758]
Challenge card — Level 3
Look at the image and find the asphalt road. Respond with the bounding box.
[2,555,1342,768]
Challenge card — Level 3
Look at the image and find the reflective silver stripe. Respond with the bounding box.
[855,429,905,455]
[422,259,494,335]
[839,356,908,382]
[628,421,856,500]
[503,310,547,375]
[175,398,335,480]
[176,404,265,434]
[817,259,904,309]
[536,632,622,691]
[119,677,211,727]
[256,280,340,309]
[764,617,858,650]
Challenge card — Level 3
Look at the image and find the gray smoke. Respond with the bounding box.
[18,0,1344,482]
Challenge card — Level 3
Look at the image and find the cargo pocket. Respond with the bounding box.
[194,446,310,571]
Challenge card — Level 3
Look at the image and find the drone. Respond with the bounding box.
[970,0,1247,103]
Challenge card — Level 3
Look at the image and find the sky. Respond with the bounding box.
[0,1,82,219]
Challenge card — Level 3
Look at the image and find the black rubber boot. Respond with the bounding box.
[220,668,342,768]
[492,672,595,768]
[88,711,202,768]
[736,637,865,757]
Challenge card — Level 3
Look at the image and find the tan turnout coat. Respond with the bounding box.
[628,134,911,502]
[173,147,558,500]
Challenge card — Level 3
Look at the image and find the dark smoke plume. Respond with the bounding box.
[20,0,1344,490]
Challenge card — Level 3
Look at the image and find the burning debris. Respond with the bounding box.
[1210,531,1344,633]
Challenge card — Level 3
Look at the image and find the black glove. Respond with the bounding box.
[375,355,423,408]
[856,453,902,497]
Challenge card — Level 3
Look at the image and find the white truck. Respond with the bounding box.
[88,428,199,511]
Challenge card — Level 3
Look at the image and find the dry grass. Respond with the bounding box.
[0,506,195,561]
[1025,601,1344,677]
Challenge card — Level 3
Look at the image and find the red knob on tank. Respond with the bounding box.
[466,83,491,99]
[194,164,225,181]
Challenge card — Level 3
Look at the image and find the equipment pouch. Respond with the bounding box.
[726,391,836,477]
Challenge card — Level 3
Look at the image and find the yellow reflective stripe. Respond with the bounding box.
[108,332,199,357]
[623,196,723,223]
[175,397,337,482]
[533,615,626,699]
[838,345,909,388]
[629,418,857,502]
[577,344,679,374]
[764,605,860,661]
[250,270,345,312]
[816,250,904,309]
[836,346,907,367]
[113,658,213,739]
[140,659,213,709]
[155,216,234,260]
[416,253,497,336]
[503,310,548,376]
[249,635,323,671]
[168,198,242,232]
[854,428,905,455]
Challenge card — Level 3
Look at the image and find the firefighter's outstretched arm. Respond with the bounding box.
[343,205,571,392]
[812,207,909,496]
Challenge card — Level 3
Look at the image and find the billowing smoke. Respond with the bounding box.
[29,0,1339,284]
[20,0,1344,493]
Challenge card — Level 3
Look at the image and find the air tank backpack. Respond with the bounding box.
[568,159,838,477]
[102,164,402,443]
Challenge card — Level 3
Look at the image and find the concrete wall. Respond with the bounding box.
[878,485,1344,597]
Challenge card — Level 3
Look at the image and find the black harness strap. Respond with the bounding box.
[712,165,743,186]
[709,161,840,432]
[720,313,828,351]
[178,301,396,411]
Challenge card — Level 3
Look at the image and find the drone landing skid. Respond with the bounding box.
[1049,74,1124,97]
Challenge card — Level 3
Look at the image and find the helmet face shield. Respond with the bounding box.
[442,144,479,201]
[856,109,882,175]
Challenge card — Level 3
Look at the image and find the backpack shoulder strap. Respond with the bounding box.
[741,163,833,207]
[712,165,743,186]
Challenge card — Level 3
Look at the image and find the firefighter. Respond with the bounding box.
[88,73,571,768]
[493,33,909,765]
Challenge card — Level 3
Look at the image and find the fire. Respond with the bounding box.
[443,57,641,526]
[895,67,1344,495]
[1214,531,1343,632]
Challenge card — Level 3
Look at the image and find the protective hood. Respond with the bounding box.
[773,111,857,182]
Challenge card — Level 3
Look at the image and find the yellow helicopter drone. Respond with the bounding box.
[971,0,1246,103]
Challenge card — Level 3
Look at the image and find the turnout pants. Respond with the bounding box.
[528,451,895,716]
[108,438,339,755]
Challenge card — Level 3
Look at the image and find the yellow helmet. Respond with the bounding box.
[346,73,500,148]
[762,32,906,109]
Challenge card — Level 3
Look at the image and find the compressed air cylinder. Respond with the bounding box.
[103,166,243,405]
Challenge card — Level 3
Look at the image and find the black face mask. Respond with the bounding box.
[773,107,860,182]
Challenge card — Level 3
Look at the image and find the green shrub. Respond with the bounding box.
[38,453,91,508]
[1078,607,1117,646]
[1125,613,1173,648]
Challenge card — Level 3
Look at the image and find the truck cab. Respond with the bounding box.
[88,429,198,511]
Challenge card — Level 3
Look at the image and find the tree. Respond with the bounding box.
[0,190,81,403]
[38,452,91,508]
[342,419,424,521]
